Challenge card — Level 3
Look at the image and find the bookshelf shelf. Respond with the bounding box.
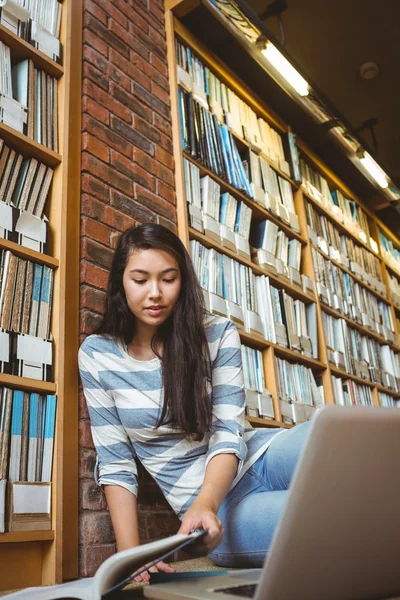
[183,153,306,244]
[0,239,59,268]
[0,531,55,543]
[0,0,81,591]
[0,23,64,78]
[0,374,56,394]
[0,123,62,167]
[320,303,394,348]
[303,188,380,258]
[273,345,326,370]
[312,244,388,304]
[246,416,292,429]
[166,6,400,419]
[189,228,315,304]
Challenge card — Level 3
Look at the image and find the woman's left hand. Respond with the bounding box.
[178,504,224,553]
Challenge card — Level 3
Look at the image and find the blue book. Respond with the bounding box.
[41,395,57,482]
[27,393,39,482]
[220,125,238,188]
[219,192,229,225]
[29,263,44,336]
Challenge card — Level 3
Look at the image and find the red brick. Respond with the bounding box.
[81,260,110,290]
[79,390,89,420]
[82,132,110,163]
[143,60,169,91]
[83,28,108,57]
[83,44,109,75]
[110,230,122,249]
[110,82,152,122]
[111,115,154,156]
[153,112,172,137]
[148,1,164,25]
[113,0,149,33]
[80,309,103,335]
[82,62,109,91]
[84,79,132,124]
[84,0,107,25]
[80,180,109,207]
[82,152,133,195]
[79,448,97,479]
[79,512,115,546]
[82,95,109,124]
[80,544,116,578]
[149,24,166,51]
[156,180,175,205]
[110,189,157,223]
[79,419,94,449]
[134,148,174,187]
[109,48,151,92]
[103,0,128,29]
[80,479,108,511]
[155,145,174,170]
[111,150,154,192]
[82,114,133,158]
[105,207,137,232]
[134,185,177,221]
[107,63,131,92]
[81,238,114,269]
[84,12,130,59]
[159,132,173,154]
[81,218,110,245]
[150,52,168,78]
[108,18,146,57]
[151,80,170,107]
[131,0,162,30]
[128,21,165,60]
[80,283,107,313]
[157,215,177,233]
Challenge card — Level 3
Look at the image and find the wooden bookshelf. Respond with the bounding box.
[246,416,292,429]
[0,238,59,268]
[0,0,82,591]
[0,123,62,167]
[0,23,64,78]
[165,4,400,419]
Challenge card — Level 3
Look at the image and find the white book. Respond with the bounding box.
[4,531,206,600]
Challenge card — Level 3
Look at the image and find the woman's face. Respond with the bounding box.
[122,248,182,330]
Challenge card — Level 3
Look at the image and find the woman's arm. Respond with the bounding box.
[178,453,238,551]
[105,485,141,551]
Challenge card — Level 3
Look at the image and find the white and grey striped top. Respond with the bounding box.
[78,313,284,517]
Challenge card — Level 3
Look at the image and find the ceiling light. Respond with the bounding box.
[359,153,389,188]
[261,43,309,96]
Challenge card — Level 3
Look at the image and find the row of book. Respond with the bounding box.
[322,312,400,391]
[387,273,400,310]
[241,345,274,420]
[0,50,58,150]
[184,159,252,245]
[0,387,56,532]
[301,159,375,249]
[379,393,400,408]
[0,0,62,61]
[276,357,324,425]
[252,219,302,274]
[190,240,317,357]
[175,38,294,175]
[0,251,53,339]
[306,200,384,289]
[312,248,397,343]
[331,377,373,407]
[0,138,53,217]
[178,87,253,197]
[379,231,400,276]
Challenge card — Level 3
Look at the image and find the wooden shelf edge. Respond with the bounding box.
[0,238,59,268]
[246,415,292,429]
[0,374,56,394]
[0,530,55,543]
[0,23,63,78]
[0,123,62,167]
[189,228,315,304]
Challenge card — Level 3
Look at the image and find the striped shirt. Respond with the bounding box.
[78,313,285,517]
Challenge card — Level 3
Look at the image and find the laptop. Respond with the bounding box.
[144,405,400,600]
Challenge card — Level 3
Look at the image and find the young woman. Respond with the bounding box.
[78,223,311,580]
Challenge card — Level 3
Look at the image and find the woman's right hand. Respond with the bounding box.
[133,560,176,583]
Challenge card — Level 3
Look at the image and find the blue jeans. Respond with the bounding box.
[209,421,312,567]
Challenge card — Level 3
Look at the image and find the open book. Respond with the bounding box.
[4,530,206,600]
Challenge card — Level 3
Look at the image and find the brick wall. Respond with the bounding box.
[79,0,181,577]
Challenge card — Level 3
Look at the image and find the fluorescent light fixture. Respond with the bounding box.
[261,42,309,96]
[359,153,389,188]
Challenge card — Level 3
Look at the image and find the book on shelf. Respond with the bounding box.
[331,377,374,407]
[0,387,56,532]
[241,344,274,419]
[3,529,207,599]
[276,357,324,425]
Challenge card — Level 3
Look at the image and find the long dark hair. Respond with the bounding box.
[96,224,212,440]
